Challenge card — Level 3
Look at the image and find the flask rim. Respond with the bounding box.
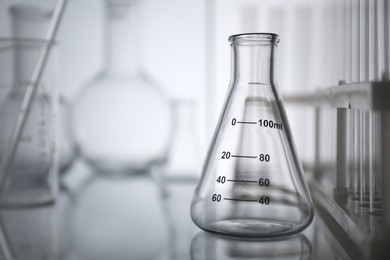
[229,33,280,45]
[0,37,58,52]
[0,37,57,46]
[9,3,53,19]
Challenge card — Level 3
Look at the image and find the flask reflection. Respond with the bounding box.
[190,232,312,260]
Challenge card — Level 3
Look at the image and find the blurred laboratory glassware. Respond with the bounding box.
[190,232,312,260]
[157,99,202,259]
[0,204,58,260]
[0,38,57,206]
[57,96,76,174]
[70,174,167,260]
[10,3,77,174]
[165,98,202,180]
[160,180,198,260]
[72,0,170,173]
[191,33,314,238]
[9,3,52,38]
[54,183,74,259]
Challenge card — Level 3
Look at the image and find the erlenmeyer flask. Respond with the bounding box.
[72,0,170,173]
[191,33,314,238]
[165,98,202,180]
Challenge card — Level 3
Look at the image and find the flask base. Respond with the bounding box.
[198,218,310,238]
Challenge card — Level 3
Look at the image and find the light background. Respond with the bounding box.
[1,0,377,168]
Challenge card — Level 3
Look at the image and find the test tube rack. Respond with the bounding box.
[284,80,390,259]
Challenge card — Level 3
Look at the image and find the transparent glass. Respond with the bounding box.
[191,232,312,260]
[191,33,314,238]
[0,203,57,259]
[164,99,202,180]
[156,99,202,259]
[10,3,77,174]
[70,174,166,260]
[0,38,57,206]
[9,3,52,38]
[72,0,170,173]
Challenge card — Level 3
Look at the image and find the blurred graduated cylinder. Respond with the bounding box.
[10,3,77,174]
[73,0,170,173]
[0,38,57,206]
[191,33,314,238]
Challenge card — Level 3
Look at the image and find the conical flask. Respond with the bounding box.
[191,33,314,238]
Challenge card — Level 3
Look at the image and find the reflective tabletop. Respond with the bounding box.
[0,160,353,260]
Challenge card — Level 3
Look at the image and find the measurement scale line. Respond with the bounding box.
[237,121,257,124]
[223,198,258,202]
[248,82,266,85]
[231,155,257,159]
[227,179,257,183]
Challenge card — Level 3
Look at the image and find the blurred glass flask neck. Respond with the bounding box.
[230,34,279,85]
[165,99,202,177]
[104,0,139,75]
[10,4,53,88]
[173,100,194,133]
[10,4,52,40]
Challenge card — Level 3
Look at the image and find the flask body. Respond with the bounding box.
[74,73,170,172]
[191,33,314,238]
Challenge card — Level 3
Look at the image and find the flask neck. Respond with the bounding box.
[10,4,52,92]
[230,42,277,85]
[10,4,52,39]
[104,0,139,75]
[171,99,196,132]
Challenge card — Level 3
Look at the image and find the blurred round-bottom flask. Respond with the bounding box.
[72,0,170,173]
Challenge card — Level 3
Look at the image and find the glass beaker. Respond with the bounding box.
[10,3,77,174]
[0,38,57,206]
[191,33,314,238]
[72,0,171,173]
